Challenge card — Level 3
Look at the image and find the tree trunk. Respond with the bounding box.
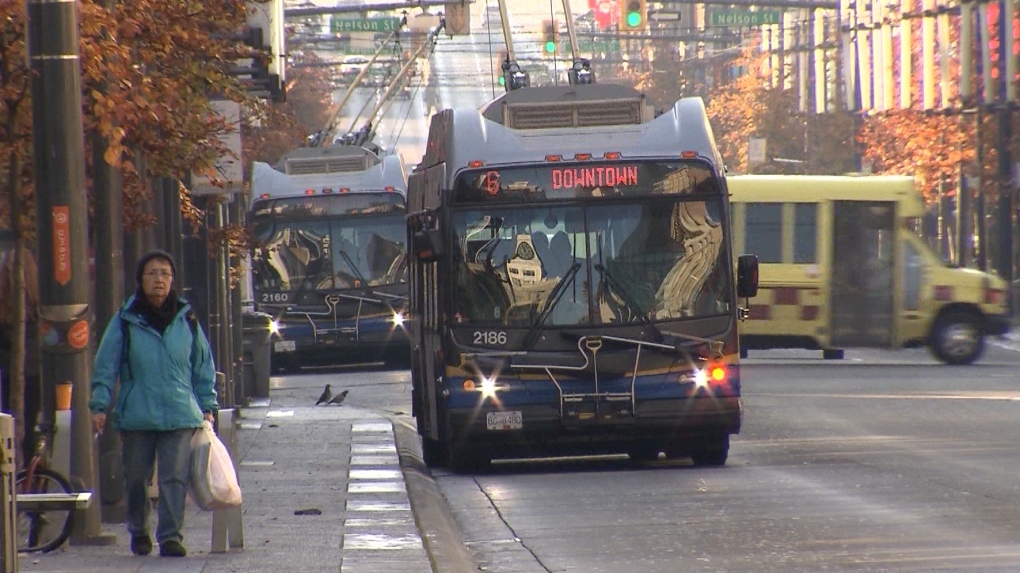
[7,150,26,471]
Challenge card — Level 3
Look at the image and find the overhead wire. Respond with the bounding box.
[388,38,437,152]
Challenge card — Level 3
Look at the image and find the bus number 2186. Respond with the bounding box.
[474,331,507,345]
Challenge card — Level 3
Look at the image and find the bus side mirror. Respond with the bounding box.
[412,229,443,263]
[736,254,759,298]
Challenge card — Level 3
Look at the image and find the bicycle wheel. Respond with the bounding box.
[15,467,75,553]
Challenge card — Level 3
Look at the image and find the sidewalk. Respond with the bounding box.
[16,383,476,573]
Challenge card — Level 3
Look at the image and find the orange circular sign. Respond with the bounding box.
[68,320,90,349]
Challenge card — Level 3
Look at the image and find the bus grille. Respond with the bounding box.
[503,99,643,129]
[285,155,372,174]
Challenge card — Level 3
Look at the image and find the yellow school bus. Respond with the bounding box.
[728,174,1010,365]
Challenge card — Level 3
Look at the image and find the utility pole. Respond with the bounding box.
[90,0,127,524]
[995,2,1014,286]
[26,0,114,545]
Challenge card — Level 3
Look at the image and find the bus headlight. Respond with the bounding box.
[461,376,509,399]
[479,376,497,399]
[391,311,406,328]
[684,365,727,390]
[268,320,281,335]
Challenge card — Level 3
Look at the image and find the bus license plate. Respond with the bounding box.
[486,411,522,431]
[274,340,296,353]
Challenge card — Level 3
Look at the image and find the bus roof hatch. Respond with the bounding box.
[276,146,382,175]
[480,84,653,130]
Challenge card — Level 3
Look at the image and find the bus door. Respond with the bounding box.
[830,201,895,347]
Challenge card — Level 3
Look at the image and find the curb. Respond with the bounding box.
[391,417,479,573]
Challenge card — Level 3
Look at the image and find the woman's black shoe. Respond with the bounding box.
[159,539,187,557]
[130,535,152,556]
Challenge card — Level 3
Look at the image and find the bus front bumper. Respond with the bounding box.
[445,396,742,458]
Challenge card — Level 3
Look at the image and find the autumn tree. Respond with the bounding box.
[78,0,261,230]
[244,50,337,168]
[0,1,35,469]
[704,42,857,175]
[0,0,269,466]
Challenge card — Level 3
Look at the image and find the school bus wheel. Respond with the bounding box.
[929,310,984,366]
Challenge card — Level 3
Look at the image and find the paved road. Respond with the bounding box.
[432,343,1020,573]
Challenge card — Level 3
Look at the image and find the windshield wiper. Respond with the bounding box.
[522,262,582,350]
[336,247,367,286]
[594,263,664,343]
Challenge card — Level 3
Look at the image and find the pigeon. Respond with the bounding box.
[315,384,332,406]
[327,389,349,406]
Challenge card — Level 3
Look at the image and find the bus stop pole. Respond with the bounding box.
[1,413,19,572]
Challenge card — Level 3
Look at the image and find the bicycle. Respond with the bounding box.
[15,425,75,553]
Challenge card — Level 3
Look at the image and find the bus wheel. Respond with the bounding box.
[447,446,489,474]
[627,446,661,463]
[690,435,729,467]
[822,349,844,360]
[421,438,448,469]
[931,311,984,365]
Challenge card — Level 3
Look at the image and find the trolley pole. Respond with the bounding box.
[26,0,113,545]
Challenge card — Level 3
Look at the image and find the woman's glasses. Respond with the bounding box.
[144,270,173,279]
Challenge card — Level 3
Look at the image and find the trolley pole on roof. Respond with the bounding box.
[353,19,446,141]
[496,0,530,90]
[560,0,595,85]
[319,17,407,147]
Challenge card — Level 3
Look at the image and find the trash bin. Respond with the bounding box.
[241,311,273,400]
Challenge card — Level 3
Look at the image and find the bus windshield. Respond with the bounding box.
[450,196,731,327]
[252,214,407,293]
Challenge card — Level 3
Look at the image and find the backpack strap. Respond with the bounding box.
[185,310,199,364]
[120,311,132,380]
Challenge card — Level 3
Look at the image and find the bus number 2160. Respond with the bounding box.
[474,331,507,345]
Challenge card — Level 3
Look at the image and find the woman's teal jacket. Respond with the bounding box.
[89,295,218,431]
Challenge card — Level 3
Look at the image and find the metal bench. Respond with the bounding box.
[16,492,93,512]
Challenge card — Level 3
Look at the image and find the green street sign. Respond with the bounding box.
[710,10,781,27]
[330,17,402,33]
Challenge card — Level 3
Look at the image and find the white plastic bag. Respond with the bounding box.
[189,421,242,511]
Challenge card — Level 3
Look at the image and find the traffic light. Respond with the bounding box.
[620,0,647,32]
[541,19,559,56]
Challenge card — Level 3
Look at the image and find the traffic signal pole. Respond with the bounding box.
[26,0,114,546]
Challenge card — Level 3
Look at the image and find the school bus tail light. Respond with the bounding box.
[985,287,1006,305]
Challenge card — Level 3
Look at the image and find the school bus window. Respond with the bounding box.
[793,203,817,263]
[745,203,782,263]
